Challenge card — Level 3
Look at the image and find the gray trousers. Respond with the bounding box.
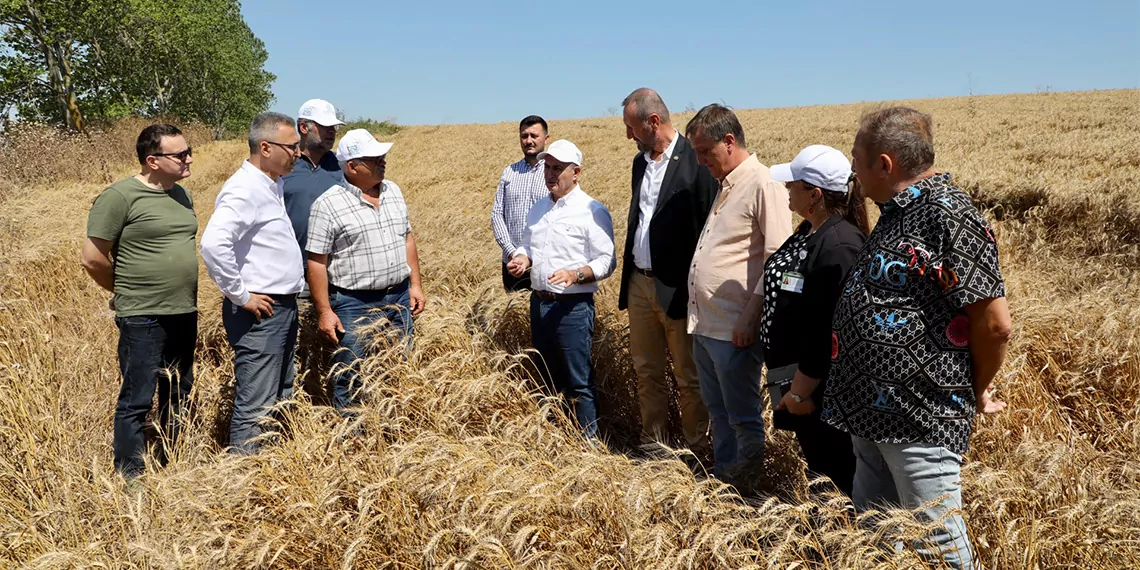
[852,435,975,570]
[222,296,299,454]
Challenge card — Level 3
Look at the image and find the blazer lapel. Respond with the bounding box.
[652,134,687,216]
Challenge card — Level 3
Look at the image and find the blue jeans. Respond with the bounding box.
[222,295,299,454]
[329,281,414,410]
[693,334,765,477]
[529,293,598,438]
[113,313,197,478]
[851,435,975,570]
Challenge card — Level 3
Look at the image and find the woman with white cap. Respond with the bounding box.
[758,144,869,496]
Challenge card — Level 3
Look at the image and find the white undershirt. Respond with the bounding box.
[631,131,679,270]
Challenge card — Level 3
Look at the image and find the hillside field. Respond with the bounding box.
[1,90,1138,568]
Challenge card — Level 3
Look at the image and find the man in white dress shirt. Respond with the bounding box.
[201,111,306,454]
[506,139,616,438]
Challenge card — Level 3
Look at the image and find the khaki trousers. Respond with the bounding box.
[628,271,710,453]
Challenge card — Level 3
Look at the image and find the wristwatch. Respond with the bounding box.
[789,392,807,404]
[575,269,586,283]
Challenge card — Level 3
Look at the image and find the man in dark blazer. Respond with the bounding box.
[618,88,719,461]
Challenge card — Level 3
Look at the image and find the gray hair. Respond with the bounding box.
[685,103,746,148]
[622,87,671,125]
[857,106,935,177]
[248,111,295,152]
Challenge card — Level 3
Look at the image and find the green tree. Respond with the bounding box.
[0,0,274,136]
[0,0,111,130]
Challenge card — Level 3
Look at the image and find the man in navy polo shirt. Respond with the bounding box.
[282,98,346,257]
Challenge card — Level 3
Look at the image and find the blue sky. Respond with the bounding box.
[242,0,1139,125]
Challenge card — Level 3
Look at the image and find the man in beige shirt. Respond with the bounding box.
[685,103,793,487]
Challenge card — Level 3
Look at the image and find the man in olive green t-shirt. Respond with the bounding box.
[81,124,199,479]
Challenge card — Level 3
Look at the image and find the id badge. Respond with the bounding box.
[780,271,805,294]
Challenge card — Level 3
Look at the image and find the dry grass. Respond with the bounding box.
[1,89,1138,568]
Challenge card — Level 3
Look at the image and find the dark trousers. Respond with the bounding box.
[222,295,299,454]
[795,415,856,496]
[529,292,597,437]
[113,312,197,478]
[329,280,414,410]
[768,363,855,495]
[502,262,532,292]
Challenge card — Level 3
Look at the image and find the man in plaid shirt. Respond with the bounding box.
[305,129,426,411]
[491,115,550,291]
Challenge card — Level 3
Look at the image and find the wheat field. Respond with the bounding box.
[1,90,1138,569]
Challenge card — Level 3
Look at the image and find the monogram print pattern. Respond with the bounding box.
[821,173,1005,454]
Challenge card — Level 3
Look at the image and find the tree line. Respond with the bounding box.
[0,0,274,138]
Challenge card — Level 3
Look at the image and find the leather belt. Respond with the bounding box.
[533,290,593,302]
[635,267,655,279]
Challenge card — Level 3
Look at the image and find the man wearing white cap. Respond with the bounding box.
[506,139,616,438]
[201,112,305,454]
[305,129,426,411]
[282,98,346,256]
[758,144,869,498]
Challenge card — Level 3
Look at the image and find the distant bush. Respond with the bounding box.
[342,117,400,137]
[0,118,212,191]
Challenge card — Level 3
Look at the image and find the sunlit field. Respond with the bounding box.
[1,89,1138,568]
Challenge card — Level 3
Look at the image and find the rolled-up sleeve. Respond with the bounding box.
[586,203,616,281]
[201,191,257,307]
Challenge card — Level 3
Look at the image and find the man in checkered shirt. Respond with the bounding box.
[491,115,550,291]
[305,129,426,411]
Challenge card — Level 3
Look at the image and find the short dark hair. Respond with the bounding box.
[685,104,746,148]
[858,106,935,177]
[136,124,184,165]
[519,115,548,134]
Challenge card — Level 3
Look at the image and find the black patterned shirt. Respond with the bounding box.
[821,173,1006,454]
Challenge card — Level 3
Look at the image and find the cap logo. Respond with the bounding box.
[347,143,359,156]
[301,106,314,116]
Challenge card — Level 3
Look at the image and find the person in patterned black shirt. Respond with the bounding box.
[822,107,1011,570]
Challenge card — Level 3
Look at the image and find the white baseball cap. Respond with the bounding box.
[335,129,393,162]
[537,139,582,166]
[770,145,852,193]
[297,98,345,127]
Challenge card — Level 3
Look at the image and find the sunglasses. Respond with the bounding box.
[152,147,193,162]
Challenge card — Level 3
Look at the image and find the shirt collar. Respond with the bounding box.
[642,130,679,164]
[517,157,544,172]
[880,172,952,215]
[551,185,583,207]
[343,179,387,204]
[722,153,761,190]
[241,160,277,189]
[295,151,340,173]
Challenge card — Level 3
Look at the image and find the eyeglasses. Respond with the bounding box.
[264,140,300,152]
[151,147,193,162]
[354,156,386,168]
